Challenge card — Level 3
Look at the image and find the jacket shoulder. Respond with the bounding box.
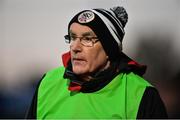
[46,66,65,77]
[125,72,152,87]
[38,66,66,90]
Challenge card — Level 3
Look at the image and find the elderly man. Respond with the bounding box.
[26,6,167,119]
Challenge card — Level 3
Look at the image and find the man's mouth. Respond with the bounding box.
[73,58,85,61]
[72,58,86,65]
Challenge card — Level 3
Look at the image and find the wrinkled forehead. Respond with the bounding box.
[69,22,97,37]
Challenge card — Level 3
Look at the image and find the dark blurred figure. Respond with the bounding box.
[0,75,40,118]
[134,30,180,118]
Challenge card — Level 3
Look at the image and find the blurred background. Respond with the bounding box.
[0,0,180,118]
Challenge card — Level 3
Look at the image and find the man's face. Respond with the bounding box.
[70,22,108,75]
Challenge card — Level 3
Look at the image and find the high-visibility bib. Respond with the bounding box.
[37,67,151,119]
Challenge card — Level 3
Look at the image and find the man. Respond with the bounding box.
[26,6,167,119]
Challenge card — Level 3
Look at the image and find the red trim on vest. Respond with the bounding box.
[128,60,141,66]
[62,51,71,67]
[68,82,82,91]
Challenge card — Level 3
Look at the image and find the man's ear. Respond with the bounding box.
[106,56,109,60]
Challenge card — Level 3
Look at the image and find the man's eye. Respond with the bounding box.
[83,37,91,41]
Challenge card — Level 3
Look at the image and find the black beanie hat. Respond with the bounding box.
[68,6,128,61]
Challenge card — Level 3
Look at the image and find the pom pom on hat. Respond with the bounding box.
[110,6,128,28]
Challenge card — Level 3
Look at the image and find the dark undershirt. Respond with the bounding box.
[137,87,168,118]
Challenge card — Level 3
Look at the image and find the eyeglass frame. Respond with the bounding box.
[64,35,99,47]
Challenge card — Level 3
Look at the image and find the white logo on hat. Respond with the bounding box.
[78,11,95,23]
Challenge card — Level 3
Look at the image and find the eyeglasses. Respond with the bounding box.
[64,35,99,47]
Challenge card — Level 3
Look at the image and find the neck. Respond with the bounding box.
[80,60,111,81]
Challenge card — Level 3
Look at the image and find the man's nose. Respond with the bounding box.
[70,39,82,53]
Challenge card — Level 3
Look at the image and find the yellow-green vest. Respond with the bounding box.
[37,66,151,119]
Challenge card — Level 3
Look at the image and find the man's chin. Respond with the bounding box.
[72,67,87,75]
